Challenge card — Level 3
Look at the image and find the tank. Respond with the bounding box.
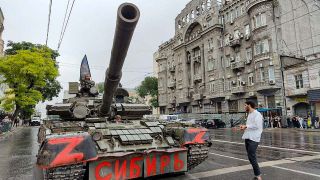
[36,3,211,180]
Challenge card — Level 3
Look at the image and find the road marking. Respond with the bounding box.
[211,139,320,154]
[209,152,248,162]
[272,166,320,177]
[190,154,320,179]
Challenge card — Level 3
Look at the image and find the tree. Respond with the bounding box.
[96,82,105,93]
[0,48,59,119]
[5,41,62,101]
[136,76,158,108]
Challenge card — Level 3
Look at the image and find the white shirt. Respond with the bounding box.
[242,110,263,142]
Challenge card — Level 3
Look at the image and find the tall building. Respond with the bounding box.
[0,7,5,100]
[154,0,320,118]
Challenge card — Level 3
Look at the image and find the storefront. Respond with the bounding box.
[308,89,320,117]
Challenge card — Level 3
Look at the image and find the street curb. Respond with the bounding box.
[295,128,320,132]
[0,126,24,141]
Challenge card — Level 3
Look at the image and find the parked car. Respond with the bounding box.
[30,117,41,126]
[201,119,226,129]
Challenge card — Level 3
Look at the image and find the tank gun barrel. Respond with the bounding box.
[100,3,140,116]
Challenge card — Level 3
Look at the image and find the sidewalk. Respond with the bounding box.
[0,126,24,141]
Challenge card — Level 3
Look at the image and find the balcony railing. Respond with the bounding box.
[256,82,280,92]
[193,93,204,100]
[194,74,202,82]
[231,86,246,94]
[168,81,176,88]
[229,38,241,47]
[169,66,176,72]
[231,61,245,70]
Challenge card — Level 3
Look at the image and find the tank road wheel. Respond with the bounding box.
[186,144,210,170]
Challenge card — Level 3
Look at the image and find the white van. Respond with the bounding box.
[159,115,179,121]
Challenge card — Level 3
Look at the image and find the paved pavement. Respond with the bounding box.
[0,127,319,180]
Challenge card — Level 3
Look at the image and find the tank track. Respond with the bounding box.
[187,144,210,170]
[43,163,86,180]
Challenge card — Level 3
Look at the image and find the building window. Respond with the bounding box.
[230,10,234,22]
[235,7,240,18]
[235,52,241,62]
[191,10,195,19]
[268,66,275,81]
[208,38,214,51]
[259,67,265,82]
[225,34,230,46]
[253,13,266,29]
[221,56,225,68]
[186,14,190,23]
[201,2,206,12]
[226,12,229,22]
[240,4,245,15]
[254,39,269,55]
[246,48,252,60]
[222,79,225,91]
[229,100,238,112]
[225,55,230,67]
[267,96,275,108]
[248,73,254,86]
[209,82,215,93]
[295,74,303,89]
[245,24,250,36]
[208,58,214,71]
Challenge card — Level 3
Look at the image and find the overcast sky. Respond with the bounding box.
[0,0,190,114]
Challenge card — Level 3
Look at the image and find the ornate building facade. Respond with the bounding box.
[155,0,320,117]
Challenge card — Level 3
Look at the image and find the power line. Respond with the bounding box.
[57,0,71,49]
[45,0,53,46]
[57,0,76,52]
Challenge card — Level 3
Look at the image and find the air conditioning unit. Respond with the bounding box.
[230,57,235,62]
[245,34,250,40]
[269,80,276,85]
[269,61,274,66]
[231,80,237,85]
[259,63,263,68]
[246,59,251,64]
[240,33,244,39]
[248,92,255,96]
[225,96,230,100]
[241,81,246,86]
[230,19,234,24]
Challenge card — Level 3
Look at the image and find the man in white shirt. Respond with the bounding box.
[240,101,263,180]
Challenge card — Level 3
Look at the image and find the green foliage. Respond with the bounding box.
[136,76,158,108]
[136,76,158,98]
[96,82,105,93]
[0,47,59,118]
[5,41,59,60]
[4,41,62,102]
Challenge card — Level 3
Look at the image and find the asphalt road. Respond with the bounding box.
[0,127,319,180]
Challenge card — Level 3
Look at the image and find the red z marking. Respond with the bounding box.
[185,129,207,144]
[48,136,84,167]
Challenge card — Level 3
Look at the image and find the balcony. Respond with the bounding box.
[246,0,270,13]
[286,88,309,97]
[193,56,201,63]
[210,92,226,99]
[229,38,241,48]
[194,74,202,82]
[193,93,204,101]
[231,61,245,70]
[169,66,176,72]
[168,81,176,88]
[231,86,246,94]
[256,82,281,93]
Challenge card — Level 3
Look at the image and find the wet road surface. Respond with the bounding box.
[0,127,38,180]
[0,127,319,180]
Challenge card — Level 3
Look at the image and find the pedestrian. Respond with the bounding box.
[298,116,303,129]
[240,101,263,180]
[114,115,122,123]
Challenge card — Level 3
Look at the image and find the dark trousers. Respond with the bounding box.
[245,139,261,176]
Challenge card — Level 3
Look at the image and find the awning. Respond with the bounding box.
[308,89,320,102]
